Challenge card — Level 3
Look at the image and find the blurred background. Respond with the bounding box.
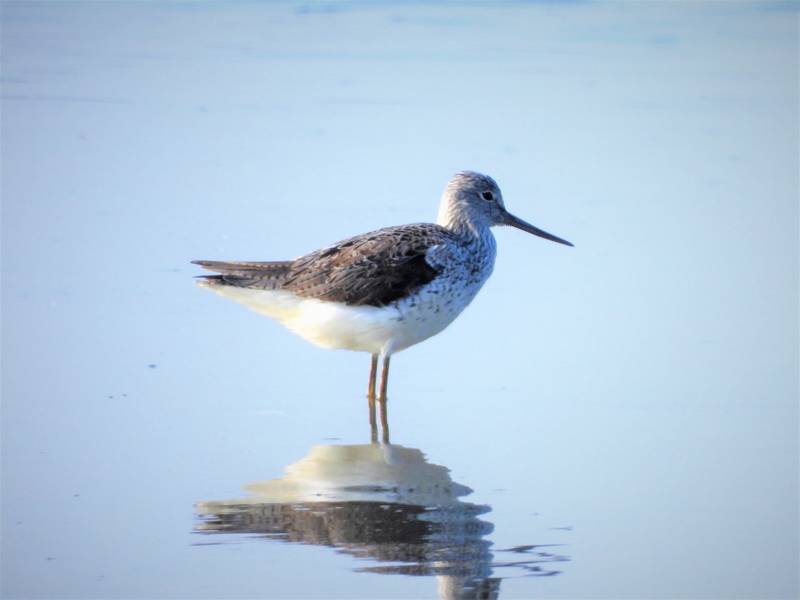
[2,1,797,598]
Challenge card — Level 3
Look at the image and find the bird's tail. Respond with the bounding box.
[192,260,293,290]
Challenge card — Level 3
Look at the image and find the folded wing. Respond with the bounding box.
[194,223,456,307]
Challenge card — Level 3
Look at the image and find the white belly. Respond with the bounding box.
[198,278,481,356]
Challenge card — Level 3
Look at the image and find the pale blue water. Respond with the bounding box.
[2,2,798,599]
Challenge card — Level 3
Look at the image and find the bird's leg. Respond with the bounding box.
[367,354,378,443]
[378,355,391,444]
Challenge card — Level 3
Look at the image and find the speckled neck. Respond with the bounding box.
[440,215,498,272]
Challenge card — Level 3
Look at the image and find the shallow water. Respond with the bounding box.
[2,2,798,599]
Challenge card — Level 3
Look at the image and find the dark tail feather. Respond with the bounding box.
[192,260,293,290]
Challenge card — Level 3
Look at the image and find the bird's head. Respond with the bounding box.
[437,171,572,246]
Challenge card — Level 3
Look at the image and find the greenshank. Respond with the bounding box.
[194,171,572,440]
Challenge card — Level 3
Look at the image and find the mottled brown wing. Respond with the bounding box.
[282,223,453,307]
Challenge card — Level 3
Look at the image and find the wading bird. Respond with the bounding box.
[194,171,572,441]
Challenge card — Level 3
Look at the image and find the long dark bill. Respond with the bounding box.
[502,211,574,247]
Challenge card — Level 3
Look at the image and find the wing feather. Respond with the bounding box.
[192,260,293,289]
[283,223,455,306]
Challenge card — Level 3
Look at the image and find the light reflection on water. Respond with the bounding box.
[194,443,567,599]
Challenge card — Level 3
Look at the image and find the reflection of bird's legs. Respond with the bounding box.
[367,354,378,442]
[378,355,391,444]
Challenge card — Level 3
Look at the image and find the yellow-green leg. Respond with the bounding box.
[367,354,378,443]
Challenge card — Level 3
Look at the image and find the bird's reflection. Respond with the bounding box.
[195,443,566,599]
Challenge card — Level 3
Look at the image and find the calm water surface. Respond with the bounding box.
[2,2,798,599]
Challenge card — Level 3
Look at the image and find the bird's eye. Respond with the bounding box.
[481,191,494,201]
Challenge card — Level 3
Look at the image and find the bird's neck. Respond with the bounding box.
[438,214,497,266]
[437,199,492,240]
[441,218,493,243]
